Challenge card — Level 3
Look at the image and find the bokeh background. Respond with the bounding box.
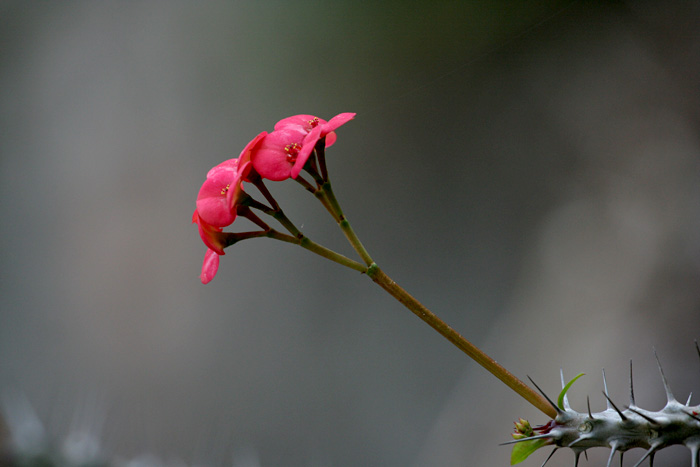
[2,1,700,466]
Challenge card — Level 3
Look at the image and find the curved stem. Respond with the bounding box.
[239,184,365,271]
[251,170,553,416]
[294,173,318,193]
[251,177,280,211]
[272,210,303,238]
[299,237,367,272]
[245,196,304,239]
[317,182,374,266]
[315,140,329,182]
[366,263,557,419]
[265,230,366,272]
[313,188,341,223]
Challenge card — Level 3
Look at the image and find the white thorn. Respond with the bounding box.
[632,445,658,467]
[573,450,581,467]
[539,447,557,467]
[602,368,612,410]
[687,441,700,467]
[653,347,676,403]
[606,445,618,467]
[560,368,571,410]
[629,360,636,407]
[499,433,554,445]
[568,437,589,448]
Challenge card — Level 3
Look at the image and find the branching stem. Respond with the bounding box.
[317,182,374,266]
[314,179,557,418]
[235,170,557,418]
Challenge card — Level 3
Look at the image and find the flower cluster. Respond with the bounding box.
[192,113,355,283]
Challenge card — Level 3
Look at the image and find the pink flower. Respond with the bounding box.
[196,155,253,228]
[192,114,356,283]
[200,248,220,284]
[251,125,322,181]
[192,210,229,283]
[192,133,267,284]
[192,210,227,255]
[195,132,266,227]
[274,113,356,148]
[252,113,355,181]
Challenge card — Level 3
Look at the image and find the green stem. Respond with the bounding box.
[315,141,329,182]
[317,182,374,266]
[299,237,367,272]
[252,177,280,211]
[246,196,304,239]
[240,185,365,271]
[256,170,552,416]
[294,173,318,193]
[313,188,341,223]
[366,263,557,419]
[266,230,367,272]
[272,210,303,238]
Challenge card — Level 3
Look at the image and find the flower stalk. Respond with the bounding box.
[192,112,556,421]
[366,263,556,418]
[316,183,374,266]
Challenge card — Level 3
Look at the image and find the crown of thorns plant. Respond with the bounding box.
[506,345,700,466]
[191,113,699,467]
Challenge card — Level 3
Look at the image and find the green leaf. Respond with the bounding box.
[510,438,550,464]
[557,372,585,410]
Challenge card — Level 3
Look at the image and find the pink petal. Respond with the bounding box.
[251,128,306,181]
[324,131,337,147]
[206,158,239,181]
[200,249,220,284]
[274,115,327,132]
[196,178,236,227]
[192,210,227,255]
[291,125,322,179]
[323,112,355,132]
[321,113,355,148]
[238,132,267,180]
[227,162,250,208]
[197,157,249,227]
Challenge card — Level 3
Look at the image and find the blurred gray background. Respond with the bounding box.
[2,1,700,466]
